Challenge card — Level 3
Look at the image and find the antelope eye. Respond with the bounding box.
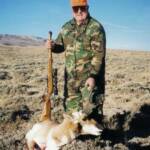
[77,123,82,131]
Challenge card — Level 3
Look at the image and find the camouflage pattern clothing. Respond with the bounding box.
[53,14,106,115]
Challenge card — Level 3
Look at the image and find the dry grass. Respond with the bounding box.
[0,45,150,149]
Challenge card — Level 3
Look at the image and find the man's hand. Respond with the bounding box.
[85,77,95,91]
[45,40,55,49]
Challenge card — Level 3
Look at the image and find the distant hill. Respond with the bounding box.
[0,34,45,46]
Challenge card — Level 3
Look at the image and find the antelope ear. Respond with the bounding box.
[72,111,85,120]
[63,113,72,120]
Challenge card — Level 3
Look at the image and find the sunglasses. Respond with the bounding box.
[72,6,87,13]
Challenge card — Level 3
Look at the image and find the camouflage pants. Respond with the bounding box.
[65,79,104,116]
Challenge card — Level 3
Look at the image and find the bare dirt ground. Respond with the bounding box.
[0,45,150,150]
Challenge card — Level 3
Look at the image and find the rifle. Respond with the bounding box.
[40,31,53,121]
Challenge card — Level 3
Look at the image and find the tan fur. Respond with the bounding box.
[26,111,101,150]
[26,90,101,150]
[26,115,79,150]
[51,117,78,143]
[84,119,97,125]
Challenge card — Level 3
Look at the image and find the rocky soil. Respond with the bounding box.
[0,44,150,150]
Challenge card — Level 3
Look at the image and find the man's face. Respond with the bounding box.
[72,6,88,24]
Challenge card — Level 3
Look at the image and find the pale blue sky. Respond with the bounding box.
[0,0,150,50]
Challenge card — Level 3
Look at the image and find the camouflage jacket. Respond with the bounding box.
[53,15,106,89]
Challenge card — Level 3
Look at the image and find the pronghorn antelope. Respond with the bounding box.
[25,97,102,150]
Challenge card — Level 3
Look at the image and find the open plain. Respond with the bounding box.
[0,42,150,149]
